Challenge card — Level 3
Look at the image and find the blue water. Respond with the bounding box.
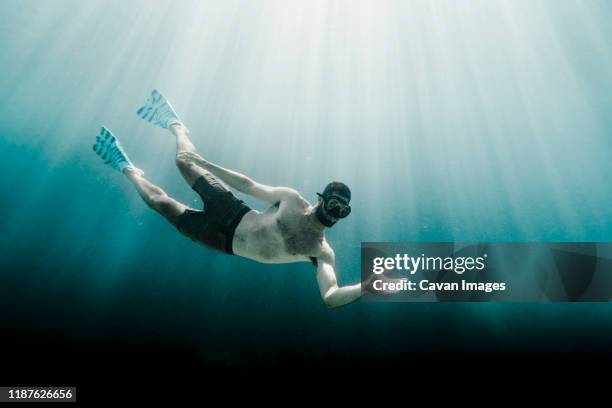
[1,0,612,364]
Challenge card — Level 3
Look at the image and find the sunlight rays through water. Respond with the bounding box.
[0,0,611,354]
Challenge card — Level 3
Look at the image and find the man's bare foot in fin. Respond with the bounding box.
[92,126,142,175]
[136,89,184,130]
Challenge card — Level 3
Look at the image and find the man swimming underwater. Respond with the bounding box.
[93,90,375,308]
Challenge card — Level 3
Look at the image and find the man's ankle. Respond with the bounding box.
[123,166,144,178]
[170,122,189,135]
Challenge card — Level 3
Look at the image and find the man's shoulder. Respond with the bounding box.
[279,188,310,207]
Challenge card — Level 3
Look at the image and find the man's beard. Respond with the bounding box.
[315,204,337,227]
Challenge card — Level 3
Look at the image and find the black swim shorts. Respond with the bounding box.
[172,173,252,255]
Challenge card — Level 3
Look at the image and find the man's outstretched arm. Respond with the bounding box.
[176,151,301,204]
[316,260,362,308]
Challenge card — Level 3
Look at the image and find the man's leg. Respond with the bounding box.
[124,167,189,222]
[134,90,227,191]
[93,126,191,229]
[170,124,213,188]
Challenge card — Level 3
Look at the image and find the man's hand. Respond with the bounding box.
[177,151,206,166]
[363,272,407,295]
